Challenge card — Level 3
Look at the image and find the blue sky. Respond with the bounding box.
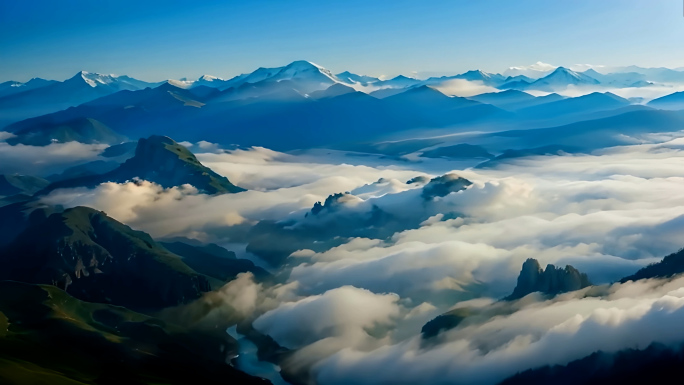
[2,0,684,82]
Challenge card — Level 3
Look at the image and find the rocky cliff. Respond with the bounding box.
[507,258,592,300]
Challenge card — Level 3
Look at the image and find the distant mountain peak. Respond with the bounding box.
[198,74,223,82]
[525,66,600,90]
[309,83,356,99]
[463,69,490,77]
[275,60,339,83]
[65,71,150,90]
[583,68,603,76]
[75,71,119,87]
[547,66,595,81]
[407,84,440,93]
[288,59,320,68]
[550,66,574,75]
[335,71,380,86]
[391,74,416,80]
[455,70,506,86]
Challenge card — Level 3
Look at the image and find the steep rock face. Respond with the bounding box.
[0,206,210,311]
[507,258,592,300]
[41,135,244,195]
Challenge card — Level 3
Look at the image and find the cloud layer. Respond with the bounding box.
[32,134,684,384]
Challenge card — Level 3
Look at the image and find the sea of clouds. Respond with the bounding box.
[24,134,684,384]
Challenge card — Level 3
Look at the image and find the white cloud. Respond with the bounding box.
[253,286,400,350]
[0,139,107,176]
[39,147,424,239]
[0,132,15,141]
[432,79,500,97]
[24,114,684,385]
[503,62,557,79]
[312,277,684,385]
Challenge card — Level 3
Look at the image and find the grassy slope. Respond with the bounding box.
[0,281,268,385]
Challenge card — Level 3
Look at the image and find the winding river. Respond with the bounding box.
[226,325,290,385]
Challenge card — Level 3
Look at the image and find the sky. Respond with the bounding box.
[2,0,684,82]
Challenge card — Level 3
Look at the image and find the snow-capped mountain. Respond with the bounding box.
[65,71,159,91]
[212,60,344,94]
[522,67,600,91]
[453,70,507,87]
[502,64,684,85]
[374,75,421,89]
[193,75,231,88]
[0,71,158,126]
[335,71,380,86]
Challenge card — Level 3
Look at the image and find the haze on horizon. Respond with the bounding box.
[2,0,684,82]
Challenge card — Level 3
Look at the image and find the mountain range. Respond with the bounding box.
[3,60,684,153]
[0,71,161,126]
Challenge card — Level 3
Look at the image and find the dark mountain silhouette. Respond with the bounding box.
[621,247,684,282]
[500,342,684,385]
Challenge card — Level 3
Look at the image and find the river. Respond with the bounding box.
[226,325,291,385]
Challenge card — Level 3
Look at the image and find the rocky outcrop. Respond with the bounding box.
[507,258,592,300]
[421,173,472,200]
[309,192,347,216]
[0,206,211,311]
